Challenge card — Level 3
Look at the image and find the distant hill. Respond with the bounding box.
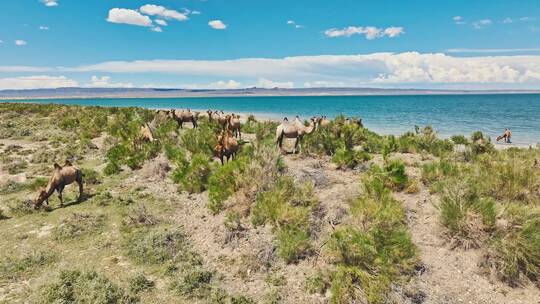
[1,87,539,100]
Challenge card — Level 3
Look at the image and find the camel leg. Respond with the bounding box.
[293,137,300,154]
[239,128,241,140]
[77,178,83,202]
[193,119,198,129]
[57,185,65,207]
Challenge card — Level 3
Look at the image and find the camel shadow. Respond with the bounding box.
[46,193,95,211]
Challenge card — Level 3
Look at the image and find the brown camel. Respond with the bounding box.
[214,129,240,164]
[33,161,83,208]
[171,109,198,129]
[319,116,331,127]
[215,111,228,129]
[139,123,156,143]
[346,117,363,128]
[275,116,317,154]
[227,114,242,139]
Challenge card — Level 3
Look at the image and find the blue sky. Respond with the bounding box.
[0,0,540,89]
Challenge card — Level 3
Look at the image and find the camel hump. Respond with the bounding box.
[64,160,73,167]
[53,163,62,170]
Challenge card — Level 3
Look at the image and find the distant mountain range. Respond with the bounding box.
[1,87,539,99]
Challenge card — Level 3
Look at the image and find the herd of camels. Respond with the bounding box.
[32,108,362,209]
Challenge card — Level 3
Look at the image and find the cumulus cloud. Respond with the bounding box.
[472,19,492,29]
[3,52,540,89]
[41,0,58,7]
[208,20,226,30]
[15,40,27,46]
[107,8,152,27]
[502,17,513,24]
[0,76,77,90]
[87,76,134,88]
[0,40,3,44]
[39,26,49,30]
[151,26,163,32]
[180,80,242,90]
[324,26,404,39]
[139,4,188,21]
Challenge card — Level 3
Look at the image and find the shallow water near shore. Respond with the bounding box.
[3,93,540,145]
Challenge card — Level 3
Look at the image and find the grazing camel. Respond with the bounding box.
[275,116,317,154]
[227,114,242,139]
[214,130,240,164]
[215,111,229,129]
[171,109,198,129]
[33,161,83,209]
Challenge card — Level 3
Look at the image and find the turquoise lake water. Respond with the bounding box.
[3,94,540,145]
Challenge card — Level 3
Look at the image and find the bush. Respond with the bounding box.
[172,153,213,193]
[368,160,409,191]
[181,124,218,158]
[332,147,371,169]
[124,228,193,265]
[53,213,106,240]
[451,135,469,145]
[251,177,318,263]
[128,274,154,293]
[37,269,137,304]
[484,204,540,285]
[170,267,214,299]
[207,155,249,214]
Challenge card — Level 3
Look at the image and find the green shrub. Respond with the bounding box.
[173,153,213,193]
[181,124,218,157]
[124,228,196,265]
[305,271,330,294]
[451,135,469,145]
[37,269,137,304]
[170,267,214,299]
[251,177,318,263]
[332,147,371,169]
[128,274,154,293]
[207,156,249,214]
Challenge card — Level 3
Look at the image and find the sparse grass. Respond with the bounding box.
[36,269,138,304]
[123,227,192,265]
[8,199,40,217]
[332,147,371,169]
[0,250,57,282]
[170,267,214,299]
[82,167,101,185]
[53,212,106,240]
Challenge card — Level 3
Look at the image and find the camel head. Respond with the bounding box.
[33,188,48,208]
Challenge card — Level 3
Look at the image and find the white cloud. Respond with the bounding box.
[446,48,540,54]
[87,76,134,88]
[139,4,188,21]
[287,20,305,29]
[472,19,492,29]
[502,17,513,24]
[0,40,3,44]
[155,19,167,26]
[256,78,294,89]
[41,0,58,7]
[39,26,49,30]
[151,26,163,32]
[324,26,404,39]
[15,40,27,46]
[191,10,201,15]
[520,16,535,22]
[180,80,242,90]
[3,52,540,89]
[453,16,466,25]
[0,76,77,90]
[208,20,226,30]
[107,8,152,27]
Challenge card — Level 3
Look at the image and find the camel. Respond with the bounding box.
[33,161,83,209]
[227,114,242,139]
[346,117,363,128]
[171,109,198,129]
[319,116,331,128]
[214,129,240,164]
[139,123,156,143]
[215,111,228,129]
[275,116,317,154]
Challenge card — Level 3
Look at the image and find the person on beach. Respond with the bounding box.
[497,128,512,143]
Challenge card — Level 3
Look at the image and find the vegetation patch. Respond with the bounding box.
[36,269,138,304]
[53,212,106,240]
[0,251,57,282]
